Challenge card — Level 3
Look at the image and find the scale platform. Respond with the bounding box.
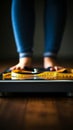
[0,79,73,94]
[0,67,73,95]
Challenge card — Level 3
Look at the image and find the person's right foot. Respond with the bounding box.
[10,57,32,70]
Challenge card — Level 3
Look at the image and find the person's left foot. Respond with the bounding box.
[44,57,63,71]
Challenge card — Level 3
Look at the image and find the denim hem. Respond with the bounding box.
[19,52,32,58]
[43,52,56,57]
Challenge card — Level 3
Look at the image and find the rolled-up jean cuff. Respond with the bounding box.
[19,52,32,58]
[43,52,56,57]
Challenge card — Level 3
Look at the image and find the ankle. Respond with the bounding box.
[19,57,32,67]
[44,57,57,68]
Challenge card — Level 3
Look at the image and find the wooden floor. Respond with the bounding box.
[0,59,73,130]
[0,96,73,130]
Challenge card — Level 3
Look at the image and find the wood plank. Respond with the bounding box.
[0,97,73,130]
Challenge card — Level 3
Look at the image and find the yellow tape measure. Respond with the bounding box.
[11,69,33,80]
[2,68,73,80]
[3,72,11,80]
[37,71,73,80]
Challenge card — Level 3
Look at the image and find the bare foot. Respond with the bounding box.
[10,57,32,70]
[44,57,63,71]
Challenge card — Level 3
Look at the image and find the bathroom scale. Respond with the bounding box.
[0,67,73,94]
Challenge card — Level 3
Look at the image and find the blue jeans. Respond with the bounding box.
[11,0,67,58]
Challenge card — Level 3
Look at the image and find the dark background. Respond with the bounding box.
[0,0,73,60]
